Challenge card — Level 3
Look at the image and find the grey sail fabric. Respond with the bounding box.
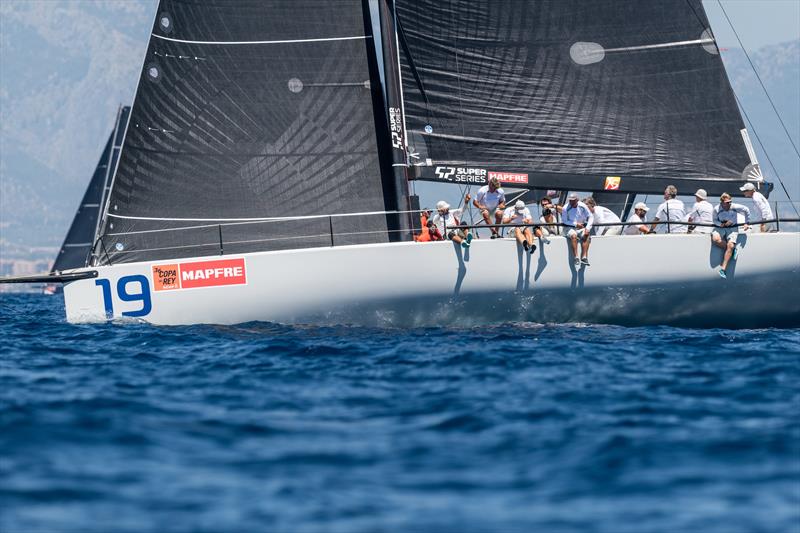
[97,0,397,265]
[52,106,129,273]
[397,0,755,195]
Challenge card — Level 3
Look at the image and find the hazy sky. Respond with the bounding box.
[706,0,800,48]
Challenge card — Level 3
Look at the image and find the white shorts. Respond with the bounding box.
[567,228,590,239]
[598,225,623,236]
[712,227,739,243]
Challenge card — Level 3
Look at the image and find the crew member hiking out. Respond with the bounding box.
[431,195,473,249]
[502,200,542,254]
[712,192,750,279]
[562,192,593,268]
[473,177,506,239]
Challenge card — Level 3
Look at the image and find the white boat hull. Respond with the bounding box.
[64,233,800,328]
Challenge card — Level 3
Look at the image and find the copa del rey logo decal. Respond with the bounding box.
[152,258,247,292]
[604,176,622,190]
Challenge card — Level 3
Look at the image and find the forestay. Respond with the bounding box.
[95,0,401,265]
[53,106,129,271]
[396,0,757,195]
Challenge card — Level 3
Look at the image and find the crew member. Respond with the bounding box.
[650,185,687,233]
[624,202,650,235]
[539,197,560,237]
[431,195,473,249]
[584,197,622,236]
[712,192,750,279]
[562,192,593,267]
[502,200,541,253]
[473,177,506,239]
[740,182,775,232]
[686,189,714,234]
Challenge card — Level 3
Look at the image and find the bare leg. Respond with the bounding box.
[712,235,726,250]
[570,234,579,258]
[481,209,496,235]
[514,228,525,245]
[581,235,591,259]
[721,240,734,270]
[451,234,464,244]
[524,228,534,247]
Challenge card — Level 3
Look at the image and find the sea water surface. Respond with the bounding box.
[1,293,799,532]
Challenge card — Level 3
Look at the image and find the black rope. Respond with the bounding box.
[716,0,800,159]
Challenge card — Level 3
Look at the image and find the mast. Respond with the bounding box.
[376,0,413,240]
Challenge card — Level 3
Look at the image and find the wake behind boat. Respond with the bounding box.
[4,0,800,327]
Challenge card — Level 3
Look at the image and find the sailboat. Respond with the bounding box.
[6,0,800,327]
[44,106,130,294]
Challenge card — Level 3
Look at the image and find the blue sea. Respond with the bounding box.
[1,293,799,533]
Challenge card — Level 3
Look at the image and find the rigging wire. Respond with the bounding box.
[684,0,799,215]
[715,0,800,159]
[734,93,800,217]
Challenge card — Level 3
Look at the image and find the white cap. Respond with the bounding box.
[515,200,525,210]
[740,182,756,191]
[436,200,449,210]
[634,202,649,212]
[567,192,579,200]
[694,188,707,200]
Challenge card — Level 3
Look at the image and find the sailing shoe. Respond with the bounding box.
[530,243,537,254]
[719,269,727,279]
[466,233,473,245]
[522,241,530,252]
[574,257,581,268]
[490,234,497,240]
[732,244,739,261]
[581,257,590,266]
[462,239,471,249]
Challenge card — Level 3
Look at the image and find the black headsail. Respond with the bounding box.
[396,0,760,196]
[95,0,404,265]
[51,106,129,273]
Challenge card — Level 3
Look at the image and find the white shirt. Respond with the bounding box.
[562,201,593,232]
[714,203,750,226]
[502,206,532,224]
[592,205,621,234]
[686,200,714,234]
[654,198,687,233]
[624,213,647,235]
[751,191,773,222]
[431,208,463,235]
[475,186,506,211]
[539,215,560,235]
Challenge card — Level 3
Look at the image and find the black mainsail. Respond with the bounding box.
[51,106,129,273]
[95,0,403,265]
[396,0,759,196]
